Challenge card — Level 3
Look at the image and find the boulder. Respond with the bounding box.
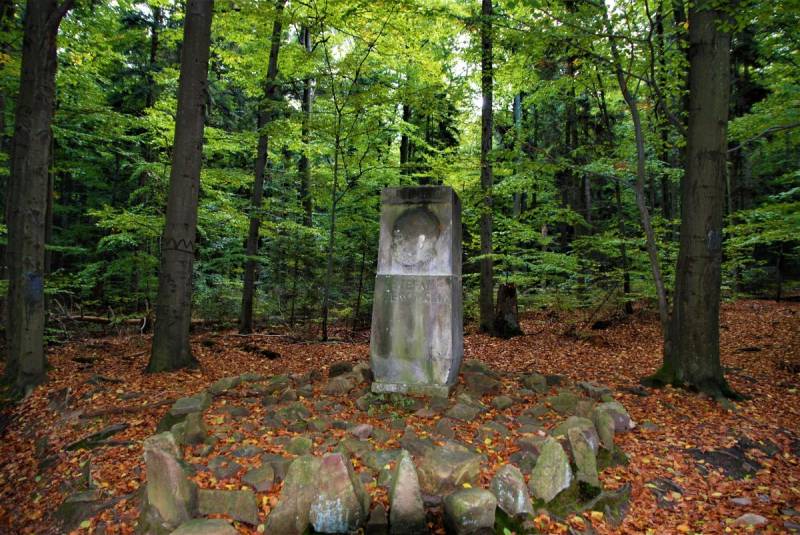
[352,362,373,383]
[463,372,502,397]
[443,488,497,535]
[389,450,427,534]
[349,423,374,440]
[170,519,237,535]
[55,490,106,532]
[577,381,612,400]
[446,403,481,422]
[592,409,616,450]
[734,513,768,527]
[490,464,534,517]
[491,395,514,410]
[182,412,207,445]
[309,453,369,533]
[265,455,322,535]
[325,374,356,395]
[209,376,241,396]
[568,427,600,488]
[529,437,572,503]
[142,432,197,531]
[287,436,313,455]
[170,392,212,416]
[329,361,354,377]
[366,503,389,535]
[416,440,482,496]
[230,445,263,459]
[592,401,634,433]
[546,391,579,415]
[435,417,456,439]
[243,464,275,492]
[550,416,599,453]
[197,489,258,525]
[521,373,548,393]
[207,456,242,480]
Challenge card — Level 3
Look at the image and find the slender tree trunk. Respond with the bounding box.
[400,103,411,174]
[478,0,495,334]
[298,25,313,227]
[352,236,367,333]
[5,0,73,392]
[604,5,670,336]
[652,0,738,399]
[321,136,340,342]
[240,0,285,334]
[148,0,213,373]
[145,6,162,110]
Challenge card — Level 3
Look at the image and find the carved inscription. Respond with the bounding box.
[387,277,446,304]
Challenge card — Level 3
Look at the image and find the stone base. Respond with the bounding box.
[371,381,451,398]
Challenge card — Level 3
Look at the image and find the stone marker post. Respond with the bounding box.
[370,186,463,396]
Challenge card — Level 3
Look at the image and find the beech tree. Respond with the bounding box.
[650,0,738,398]
[5,0,74,392]
[478,0,495,334]
[148,0,214,372]
[240,0,287,334]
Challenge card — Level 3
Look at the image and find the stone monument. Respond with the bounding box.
[370,186,463,396]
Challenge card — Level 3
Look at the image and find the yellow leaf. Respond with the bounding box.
[590,511,603,520]
[462,482,472,488]
[676,524,691,533]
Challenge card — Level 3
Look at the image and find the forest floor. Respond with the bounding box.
[0,299,798,535]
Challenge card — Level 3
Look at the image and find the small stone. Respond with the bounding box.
[309,418,332,432]
[170,519,237,535]
[366,503,389,535]
[349,423,374,440]
[243,464,275,492]
[209,376,241,395]
[733,513,767,527]
[551,416,600,453]
[416,440,482,496]
[529,437,572,503]
[198,489,258,525]
[464,372,502,396]
[641,421,660,432]
[280,388,298,402]
[729,497,752,506]
[593,401,635,433]
[443,488,497,535]
[372,428,390,442]
[490,464,534,517]
[55,490,105,532]
[261,454,291,482]
[287,436,313,455]
[545,375,564,386]
[491,395,514,410]
[309,453,369,533]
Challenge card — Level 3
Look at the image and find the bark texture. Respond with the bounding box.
[5,0,72,392]
[478,0,495,334]
[298,25,313,227]
[148,0,213,372]
[651,0,738,398]
[239,0,286,334]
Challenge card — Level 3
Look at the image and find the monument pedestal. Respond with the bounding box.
[369,187,462,397]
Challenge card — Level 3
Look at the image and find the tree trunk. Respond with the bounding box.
[352,236,367,333]
[148,0,213,373]
[494,283,522,338]
[320,136,340,342]
[400,102,411,174]
[298,25,313,227]
[652,0,738,399]
[239,0,285,334]
[478,0,495,334]
[5,0,73,392]
[604,6,670,336]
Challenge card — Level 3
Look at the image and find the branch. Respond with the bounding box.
[728,122,800,152]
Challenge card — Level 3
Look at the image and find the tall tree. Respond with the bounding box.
[239,0,286,334]
[478,0,495,334]
[298,25,313,227]
[147,0,213,372]
[649,0,738,398]
[5,0,74,392]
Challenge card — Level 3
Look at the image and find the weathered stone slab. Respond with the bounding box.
[370,186,463,397]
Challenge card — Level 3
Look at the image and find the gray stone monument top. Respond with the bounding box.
[370,186,463,397]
